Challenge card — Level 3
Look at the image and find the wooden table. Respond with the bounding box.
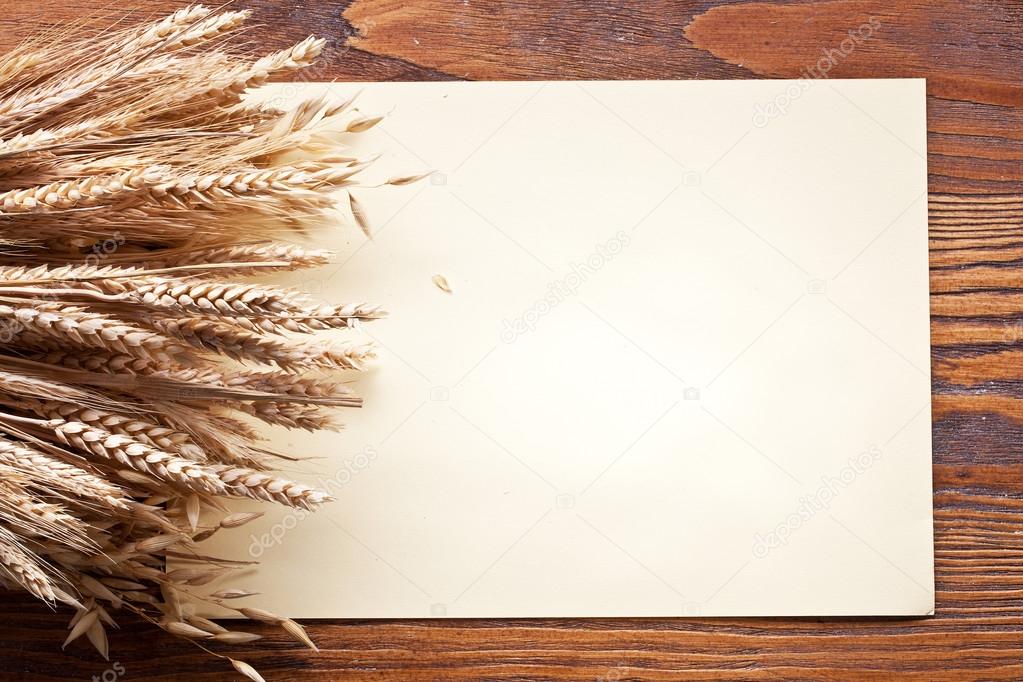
[2,1,1022,679]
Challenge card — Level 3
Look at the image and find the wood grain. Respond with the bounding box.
[2,0,1023,679]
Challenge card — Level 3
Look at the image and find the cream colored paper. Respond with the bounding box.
[203,79,933,618]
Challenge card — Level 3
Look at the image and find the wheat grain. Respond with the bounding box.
[144,242,332,272]
[212,465,333,509]
[29,401,207,462]
[0,303,189,362]
[237,401,341,431]
[47,418,228,496]
[0,437,127,509]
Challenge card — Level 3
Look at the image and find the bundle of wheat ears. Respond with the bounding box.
[0,5,401,677]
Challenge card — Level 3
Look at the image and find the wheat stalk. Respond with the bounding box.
[0,5,404,675]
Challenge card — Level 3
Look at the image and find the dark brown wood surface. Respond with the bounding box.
[1,1,1022,679]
